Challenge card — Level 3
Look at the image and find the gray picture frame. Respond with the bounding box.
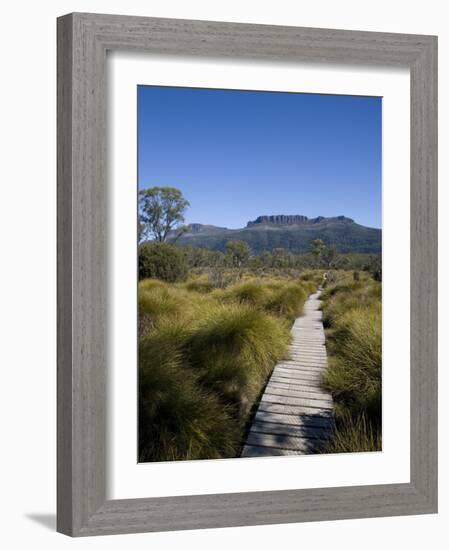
[57,12,438,537]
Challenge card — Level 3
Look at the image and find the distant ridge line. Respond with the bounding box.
[163,214,381,254]
[246,214,354,227]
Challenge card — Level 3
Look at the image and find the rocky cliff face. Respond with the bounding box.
[246,215,354,227]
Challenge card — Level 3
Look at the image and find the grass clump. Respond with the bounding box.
[324,304,381,417]
[139,322,238,462]
[188,304,290,418]
[322,413,381,454]
[138,273,309,461]
[138,279,214,336]
[184,279,214,293]
[222,281,268,307]
[265,283,307,321]
[138,280,193,336]
[320,272,382,453]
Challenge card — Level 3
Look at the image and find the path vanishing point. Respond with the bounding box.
[242,289,335,456]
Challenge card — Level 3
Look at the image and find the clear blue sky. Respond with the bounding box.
[138,86,381,229]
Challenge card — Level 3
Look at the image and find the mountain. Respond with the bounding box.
[170,215,381,254]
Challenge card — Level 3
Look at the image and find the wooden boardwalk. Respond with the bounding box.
[241,290,334,457]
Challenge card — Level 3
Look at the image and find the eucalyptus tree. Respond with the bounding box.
[139,186,190,243]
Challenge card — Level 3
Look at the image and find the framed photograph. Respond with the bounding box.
[57,13,437,536]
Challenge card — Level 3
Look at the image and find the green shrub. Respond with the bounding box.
[139,242,188,282]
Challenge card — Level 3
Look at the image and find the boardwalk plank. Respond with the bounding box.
[246,431,327,452]
[272,369,323,378]
[241,445,302,457]
[261,393,333,409]
[268,381,327,394]
[251,421,332,440]
[254,410,334,428]
[275,368,327,376]
[257,402,332,416]
[264,386,333,403]
[242,290,334,457]
[271,372,323,383]
[277,360,327,367]
[269,375,323,387]
[276,366,325,375]
[281,355,327,361]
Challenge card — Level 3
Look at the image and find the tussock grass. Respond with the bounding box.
[138,279,213,335]
[321,272,382,453]
[299,270,325,286]
[322,413,381,454]
[183,278,214,293]
[265,283,307,321]
[138,273,313,461]
[139,284,182,320]
[301,280,318,295]
[220,279,314,321]
[222,281,268,306]
[321,275,379,328]
[139,322,238,462]
[188,304,290,418]
[139,278,168,291]
[138,281,193,337]
[324,305,381,416]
